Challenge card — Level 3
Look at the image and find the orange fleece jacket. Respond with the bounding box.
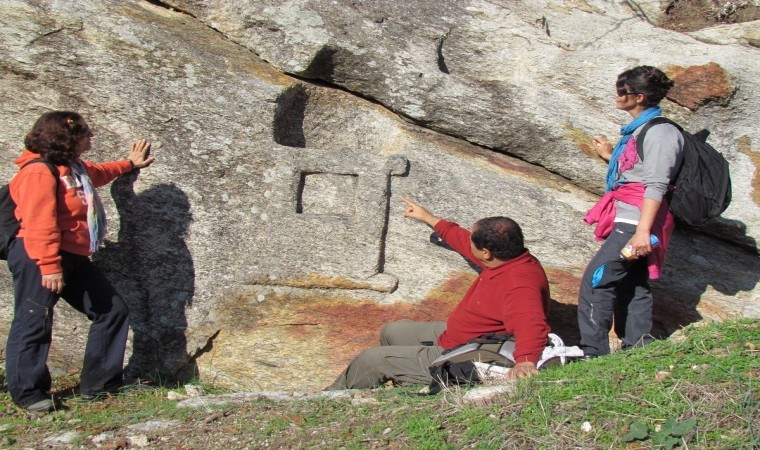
[9,149,133,275]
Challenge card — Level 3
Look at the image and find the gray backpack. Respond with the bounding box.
[427,333,582,394]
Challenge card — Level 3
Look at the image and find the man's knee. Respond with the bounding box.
[351,347,386,371]
[342,347,388,389]
[380,320,409,345]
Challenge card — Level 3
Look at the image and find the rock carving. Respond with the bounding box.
[251,150,409,293]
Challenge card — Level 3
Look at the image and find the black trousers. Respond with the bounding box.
[5,238,129,407]
[577,223,653,357]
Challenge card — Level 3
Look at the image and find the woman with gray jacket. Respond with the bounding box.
[578,66,684,358]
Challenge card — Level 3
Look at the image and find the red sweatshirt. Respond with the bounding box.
[434,220,551,364]
[9,149,133,275]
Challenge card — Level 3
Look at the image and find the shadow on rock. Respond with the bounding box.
[547,301,581,347]
[651,226,759,339]
[94,172,196,385]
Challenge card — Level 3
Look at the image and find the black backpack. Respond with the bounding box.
[636,117,732,227]
[0,159,59,260]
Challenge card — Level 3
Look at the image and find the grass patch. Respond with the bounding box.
[0,319,758,448]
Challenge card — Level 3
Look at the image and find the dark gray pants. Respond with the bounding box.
[5,239,129,407]
[577,223,653,357]
[326,320,446,390]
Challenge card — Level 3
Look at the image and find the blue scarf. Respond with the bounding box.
[605,106,662,192]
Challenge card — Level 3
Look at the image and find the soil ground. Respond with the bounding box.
[660,0,760,32]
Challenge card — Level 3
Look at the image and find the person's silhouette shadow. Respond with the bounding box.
[650,224,759,340]
[94,172,196,385]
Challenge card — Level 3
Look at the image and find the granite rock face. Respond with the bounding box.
[166,0,760,233]
[0,0,758,391]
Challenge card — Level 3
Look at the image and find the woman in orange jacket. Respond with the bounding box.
[5,111,154,412]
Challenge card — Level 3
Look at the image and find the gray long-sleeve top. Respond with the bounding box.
[614,122,684,224]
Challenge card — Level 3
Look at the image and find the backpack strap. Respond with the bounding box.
[635,117,682,162]
[20,158,59,175]
[18,159,60,188]
[16,159,60,213]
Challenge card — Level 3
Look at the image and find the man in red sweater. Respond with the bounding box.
[326,198,551,390]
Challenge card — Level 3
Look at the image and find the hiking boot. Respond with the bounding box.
[25,398,55,413]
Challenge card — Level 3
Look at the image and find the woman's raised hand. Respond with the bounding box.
[592,137,613,161]
[128,139,155,170]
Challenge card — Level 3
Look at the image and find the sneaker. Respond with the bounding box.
[79,380,124,401]
[25,398,54,413]
[79,392,114,402]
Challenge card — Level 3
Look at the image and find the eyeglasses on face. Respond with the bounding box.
[616,87,639,96]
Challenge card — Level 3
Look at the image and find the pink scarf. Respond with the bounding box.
[584,183,674,279]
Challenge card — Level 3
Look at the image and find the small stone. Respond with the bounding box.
[43,431,79,445]
[167,391,189,400]
[655,371,671,382]
[91,431,115,444]
[351,397,379,406]
[184,384,206,397]
[462,384,517,406]
[128,434,151,448]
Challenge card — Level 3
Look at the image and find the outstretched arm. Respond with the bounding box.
[402,198,441,228]
[85,139,152,187]
[403,198,484,268]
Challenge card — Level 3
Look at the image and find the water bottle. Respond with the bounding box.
[620,234,660,260]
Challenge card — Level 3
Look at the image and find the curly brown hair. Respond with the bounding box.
[24,111,90,165]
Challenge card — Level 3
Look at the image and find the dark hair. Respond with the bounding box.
[616,66,674,108]
[24,111,90,165]
[471,216,525,260]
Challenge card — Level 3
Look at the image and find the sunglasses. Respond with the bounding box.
[616,87,640,96]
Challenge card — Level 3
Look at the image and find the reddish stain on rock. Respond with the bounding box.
[666,63,734,111]
[304,272,470,368]
[545,268,581,305]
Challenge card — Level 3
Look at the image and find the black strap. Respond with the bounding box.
[19,159,60,185]
[635,117,682,162]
